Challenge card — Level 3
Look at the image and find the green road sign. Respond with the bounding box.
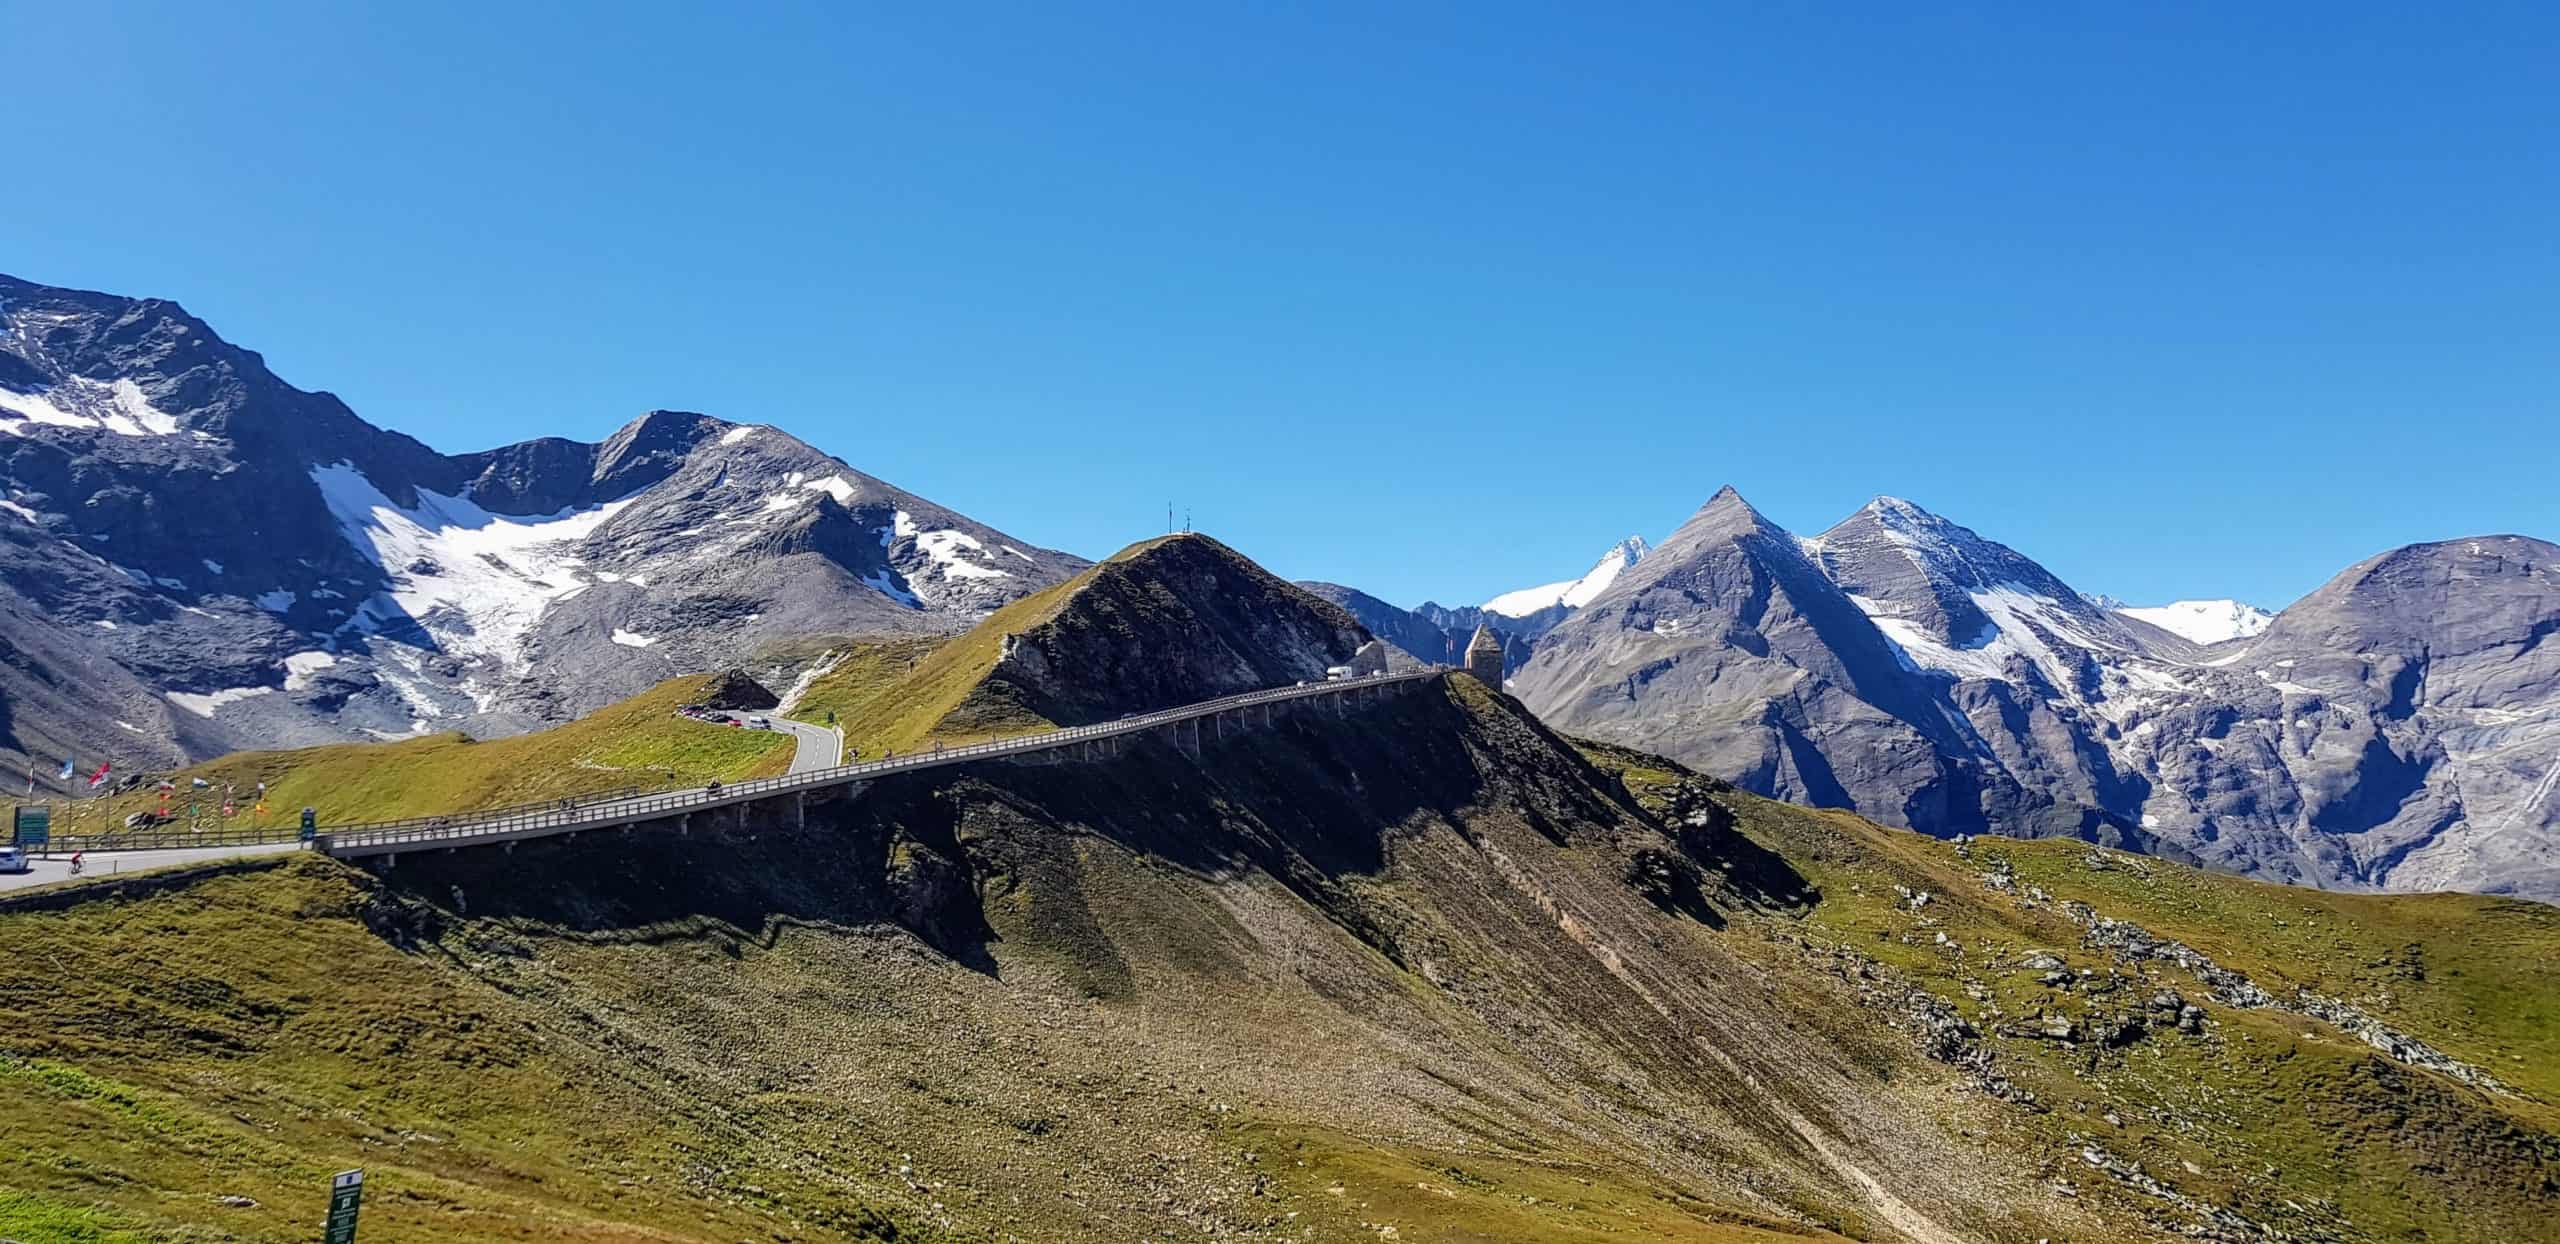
[12,806,49,849]
[301,807,319,842]
[323,1169,363,1243]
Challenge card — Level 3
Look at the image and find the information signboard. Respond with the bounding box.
[323,1169,363,1244]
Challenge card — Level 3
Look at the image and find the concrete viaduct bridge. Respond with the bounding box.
[317,669,1440,865]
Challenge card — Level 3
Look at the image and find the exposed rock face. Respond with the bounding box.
[1517,487,2560,902]
[982,534,1370,726]
[693,670,779,711]
[0,272,1082,778]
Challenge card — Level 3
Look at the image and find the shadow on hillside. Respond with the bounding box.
[359,679,1813,985]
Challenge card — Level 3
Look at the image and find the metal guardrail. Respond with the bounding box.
[29,827,305,855]
[23,783,668,855]
[310,670,1438,855]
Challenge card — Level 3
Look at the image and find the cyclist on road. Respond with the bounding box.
[67,851,85,876]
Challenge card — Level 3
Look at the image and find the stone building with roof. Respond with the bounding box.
[1464,624,1505,686]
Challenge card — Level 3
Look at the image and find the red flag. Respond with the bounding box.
[85,760,111,789]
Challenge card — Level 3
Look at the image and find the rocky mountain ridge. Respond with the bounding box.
[1515,487,2560,903]
[0,272,1082,779]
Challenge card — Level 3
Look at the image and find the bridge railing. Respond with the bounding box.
[32,783,668,855]
[22,827,310,855]
[300,669,1437,854]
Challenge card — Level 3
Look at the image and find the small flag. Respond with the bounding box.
[86,760,111,789]
[191,777,209,789]
[58,756,74,781]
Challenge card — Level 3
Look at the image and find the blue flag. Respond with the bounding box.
[57,756,73,780]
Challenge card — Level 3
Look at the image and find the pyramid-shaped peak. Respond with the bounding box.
[1862,495,1940,521]
[1822,495,1979,546]
[1671,485,1781,541]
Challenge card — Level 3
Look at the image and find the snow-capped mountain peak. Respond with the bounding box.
[1483,535,1650,617]
[2112,599,2274,645]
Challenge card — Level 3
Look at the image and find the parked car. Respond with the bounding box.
[748,716,772,729]
[0,846,29,874]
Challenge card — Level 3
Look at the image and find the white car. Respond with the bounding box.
[0,846,30,874]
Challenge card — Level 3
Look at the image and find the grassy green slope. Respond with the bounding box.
[0,856,931,1244]
[1582,740,2560,1243]
[71,675,790,834]
[789,571,1092,755]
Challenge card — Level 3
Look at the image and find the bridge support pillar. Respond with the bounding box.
[792,792,806,831]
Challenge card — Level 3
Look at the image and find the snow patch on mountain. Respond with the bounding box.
[886,510,1011,581]
[2115,599,2275,645]
[310,461,633,671]
[1484,536,1649,616]
[803,474,858,505]
[280,651,337,691]
[0,378,181,436]
[862,568,921,607]
[168,686,275,717]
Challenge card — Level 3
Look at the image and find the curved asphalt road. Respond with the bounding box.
[711,712,844,774]
[0,840,303,895]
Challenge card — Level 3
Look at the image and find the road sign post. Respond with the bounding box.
[323,1169,363,1243]
[12,806,50,850]
[301,807,318,842]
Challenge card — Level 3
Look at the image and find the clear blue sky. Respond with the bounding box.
[9,3,2553,611]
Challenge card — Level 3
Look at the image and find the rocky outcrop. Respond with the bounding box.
[981,534,1369,726]
[693,670,779,711]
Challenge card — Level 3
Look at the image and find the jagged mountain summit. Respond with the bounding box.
[0,272,1082,776]
[1515,488,2560,903]
[1481,534,1650,619]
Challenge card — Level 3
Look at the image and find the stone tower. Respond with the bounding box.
[1463,624,1504,686]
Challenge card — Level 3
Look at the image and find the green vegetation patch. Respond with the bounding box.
[67,675,790,835]
[0,856,923,1243]
[1228,1119,1853,1244]
[1573,739,2560,1243]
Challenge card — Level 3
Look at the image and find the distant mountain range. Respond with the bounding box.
[1493,488,2560,903]
[0,273,1079,779]
[9,269,2556,905]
